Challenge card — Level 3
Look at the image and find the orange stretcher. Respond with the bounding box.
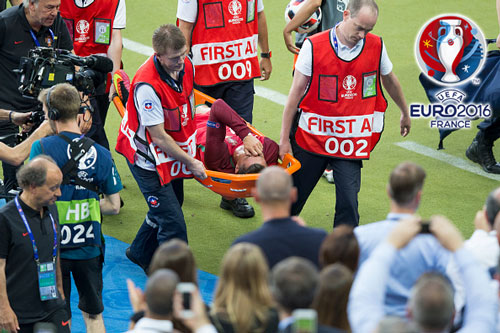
[112,70,301,198]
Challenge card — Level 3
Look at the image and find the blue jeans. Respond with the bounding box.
[127,162,187,269]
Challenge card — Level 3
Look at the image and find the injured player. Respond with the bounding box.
[196,99,279,218]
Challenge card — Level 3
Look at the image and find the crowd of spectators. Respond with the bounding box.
[124,164,499,333]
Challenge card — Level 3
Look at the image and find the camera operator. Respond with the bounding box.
[60,0,126,150]
[0,0,73,194]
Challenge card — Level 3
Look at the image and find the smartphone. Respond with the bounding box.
[420,221,431,234]
[176,282,195,318]
[292,309,317,333]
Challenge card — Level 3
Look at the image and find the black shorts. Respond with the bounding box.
[61,256,104,317]
[18,308,70,333]
[195,80,255,123]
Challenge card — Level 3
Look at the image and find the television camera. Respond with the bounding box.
[14,47,113,142]
[16,47,113,98]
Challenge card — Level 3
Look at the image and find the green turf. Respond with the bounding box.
[98,0,500,275]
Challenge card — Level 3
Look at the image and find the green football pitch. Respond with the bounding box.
[99,0,500,275]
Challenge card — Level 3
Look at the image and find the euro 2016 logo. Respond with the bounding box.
[412,14,491,129]
[416,15,486,84]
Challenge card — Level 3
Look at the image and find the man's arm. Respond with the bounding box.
[9,0,21,5]
[107,29,124,100]
[147,124,206,179]
[210,99,252,140]
[348,243,395,333]
[176,0,197,52]
[100,193,121,215]
[381,72,411,137]
[348,217,421,333]
[203,100,243,171]
[257,10,272,81]
[0,259,19,332]
[430,216,498,331]
[283,0,322,54]
[0,121,52,165]
[279,70,310,159]
[464,210,499,268]
[56,254,64,299]
[99,160,122,215]
[0,110,30,126]
[178,20,194,53]
[204,100,253,171]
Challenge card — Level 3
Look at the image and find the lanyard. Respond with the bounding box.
[15,196,57,263]
[331,23,341,53]
[29,28,55,47]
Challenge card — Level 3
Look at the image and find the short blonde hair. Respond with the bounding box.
[152,24,186,55]
[38,83,80,122]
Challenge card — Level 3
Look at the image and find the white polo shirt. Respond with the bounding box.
[295,26,393,77]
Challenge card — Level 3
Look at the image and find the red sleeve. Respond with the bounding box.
[204,99,250,173]
[210,99,252,139]
[205,99,277,172]
[263,138,279,166]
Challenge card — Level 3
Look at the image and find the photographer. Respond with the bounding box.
[349,216,498,332]
[0,0,73,194]
[353,162,462,318]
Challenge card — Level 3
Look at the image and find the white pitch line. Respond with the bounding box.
[123,37,153,56]
[395,141,500,181]
[123,37,288,106]
[254,86,287,106]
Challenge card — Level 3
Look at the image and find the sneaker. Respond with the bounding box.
[126,247,148,274]
[220,197,255,218]
[466,139,500,174]
[322,169,335,184]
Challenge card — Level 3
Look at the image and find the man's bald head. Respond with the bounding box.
[347,0,379,18]
[145,269,179,318]
[256,166,293,203]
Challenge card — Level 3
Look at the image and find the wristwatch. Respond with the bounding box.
[260,51,272,59]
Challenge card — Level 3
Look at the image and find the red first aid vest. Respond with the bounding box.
[189,0,260,86]
[295,30,388,160]
[116,56,197,185]
[60,0,119,56]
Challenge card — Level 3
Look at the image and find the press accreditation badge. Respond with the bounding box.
[362,73,377,98]
[247,0,255,22]
[95,19,111,44]
[38,261,58,301]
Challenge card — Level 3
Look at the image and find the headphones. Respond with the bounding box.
[46,86,61,120]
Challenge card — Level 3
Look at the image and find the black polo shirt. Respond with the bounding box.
[0,197,65,324]
[0,4,72,124]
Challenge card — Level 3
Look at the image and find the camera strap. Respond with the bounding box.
[58,134,99,193]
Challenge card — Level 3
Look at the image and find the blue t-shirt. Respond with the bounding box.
[30,132,123,259]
